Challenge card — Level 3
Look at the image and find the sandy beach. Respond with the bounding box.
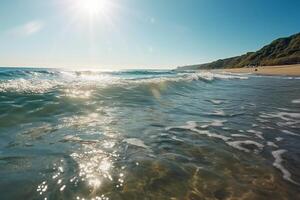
[222,64,300,76]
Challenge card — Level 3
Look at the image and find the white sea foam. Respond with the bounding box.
[221,72,252,76]
[171,136,184,142]
[231,134,249,138]
[260,112,300,121]
[267,141,278,148]
[123,138,149,149]
[199,124,209,129]
[0,78,61,93]
[129,71,248,84]
[0,70,249,94]
[247,129,264,139]
[291,99,300,104]
[276,122,299,129]
[62,135,98,144]
[210,120,227,127]
[282,130,299,136]
[63,135,82,141]
[209,99,224,105]
[275,137,283,142]
[166,121,230,141]
[256,118,269,123]
[203,72,249,80]
[186,121,198,128]
[227,140,264,153]
[260,111,300,129]
[192,129,231,141]
[277,107,292,112]
[209,110,226,116]
[272,150,300,185]
[166,121,198,131]
[261,125,274,130]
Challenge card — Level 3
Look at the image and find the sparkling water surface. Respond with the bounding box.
[0,68,300,200]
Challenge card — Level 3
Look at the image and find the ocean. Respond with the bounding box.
[0,67,299,199]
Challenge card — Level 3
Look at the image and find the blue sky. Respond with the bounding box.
[0,0,299,69]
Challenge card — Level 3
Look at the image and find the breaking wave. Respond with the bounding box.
[0,69,248,94]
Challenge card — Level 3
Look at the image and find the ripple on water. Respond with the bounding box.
[226,140,264,153]
[166,121,230,141]
[260,111,300,121]
[1,69,300,199]
[281,130,299,136]
[247,129,264,139]
[208,110,226,116]
[208,99,224,105]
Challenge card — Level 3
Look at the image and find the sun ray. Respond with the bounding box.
[73,0,112,18]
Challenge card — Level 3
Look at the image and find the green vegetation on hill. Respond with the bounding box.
[178,32,300,70]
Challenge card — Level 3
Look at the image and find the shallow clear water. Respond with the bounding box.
[0,67,300,200]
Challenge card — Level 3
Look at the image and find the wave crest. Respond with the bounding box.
[0,70,249,94]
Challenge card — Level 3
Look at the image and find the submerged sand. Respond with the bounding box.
[222,64,300,76]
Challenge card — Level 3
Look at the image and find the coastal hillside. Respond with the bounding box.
[178,32,300,70]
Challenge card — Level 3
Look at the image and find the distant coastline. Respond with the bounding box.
[178,32,300,71]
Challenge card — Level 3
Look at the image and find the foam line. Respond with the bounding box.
[272,150,300,185]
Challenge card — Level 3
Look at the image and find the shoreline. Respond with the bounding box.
[219,64,300,76]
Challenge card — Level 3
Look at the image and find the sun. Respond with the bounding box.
[64,0,117,23]
[74,0,110,17]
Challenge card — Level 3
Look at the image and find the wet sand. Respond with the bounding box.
[222,64,300,76]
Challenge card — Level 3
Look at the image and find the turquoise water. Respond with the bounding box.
[0,68,300,200]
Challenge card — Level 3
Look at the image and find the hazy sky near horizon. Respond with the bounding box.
[0,0,299,69]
